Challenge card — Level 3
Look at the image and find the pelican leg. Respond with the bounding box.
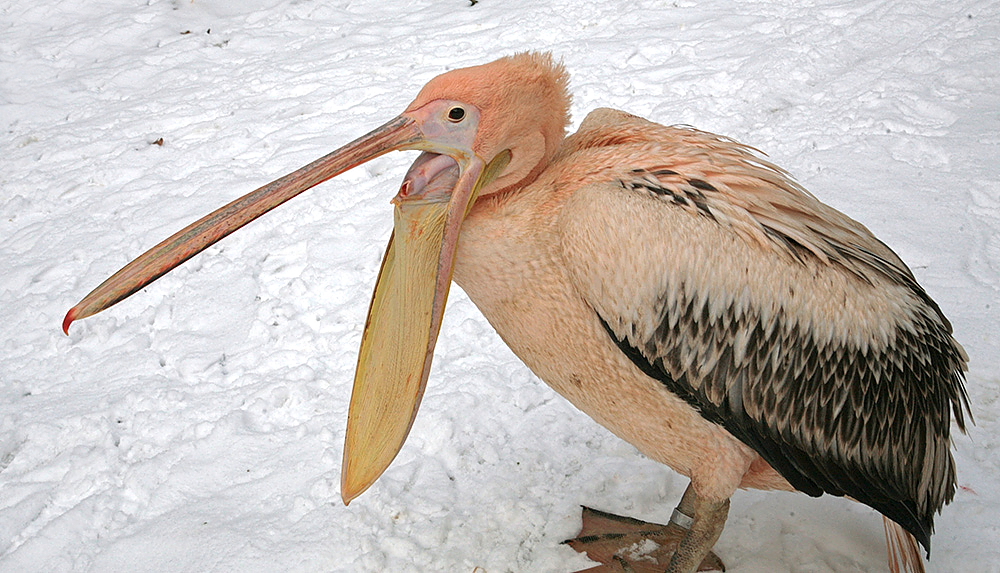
[564,482,725,572]
[666,484,730,573]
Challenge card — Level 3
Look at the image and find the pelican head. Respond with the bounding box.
[64,52,570,505]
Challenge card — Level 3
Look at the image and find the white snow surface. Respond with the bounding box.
[2,0,999,571]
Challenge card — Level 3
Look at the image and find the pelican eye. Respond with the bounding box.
[447,106,466,122]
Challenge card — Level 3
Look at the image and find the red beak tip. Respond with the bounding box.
[62,308,78,335]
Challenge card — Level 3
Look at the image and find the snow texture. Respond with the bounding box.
[2,0,999,571]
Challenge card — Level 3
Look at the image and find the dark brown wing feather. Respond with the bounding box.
[557,108,970,554]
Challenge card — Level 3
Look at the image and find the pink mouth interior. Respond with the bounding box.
[395,152,461,203]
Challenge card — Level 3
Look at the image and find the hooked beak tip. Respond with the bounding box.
[63,307,78,335]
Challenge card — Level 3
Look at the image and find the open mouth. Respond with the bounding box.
[395,152,461,204]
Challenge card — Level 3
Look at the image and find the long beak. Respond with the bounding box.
[62,115,423,334]
[65,109,510,507]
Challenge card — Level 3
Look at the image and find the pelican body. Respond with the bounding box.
[65,53,970,572]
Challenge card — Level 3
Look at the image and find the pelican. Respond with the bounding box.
[64,53,970,572]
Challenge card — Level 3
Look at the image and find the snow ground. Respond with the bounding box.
[2,0,999,571]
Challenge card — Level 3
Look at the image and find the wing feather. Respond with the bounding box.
[556,109,970,554]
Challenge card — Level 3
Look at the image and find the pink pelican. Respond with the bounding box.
[65,53,970,572]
